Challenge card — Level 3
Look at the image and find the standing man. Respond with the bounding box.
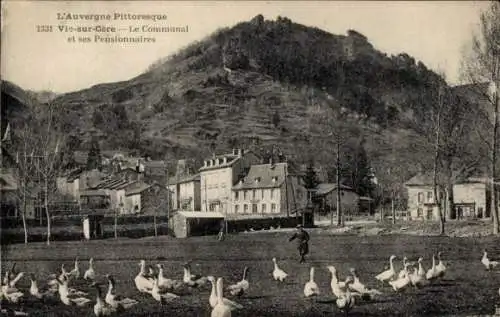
[289,224,310,263]
[217,219,226,241]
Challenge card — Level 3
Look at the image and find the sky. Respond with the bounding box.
[0,1,490,93]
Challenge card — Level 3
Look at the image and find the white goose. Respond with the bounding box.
[426,254,439,281]
[1,276,24,304]
[272,258,288,282]
[375,255,397,283]
[435,252,446,278]
[151,277,180,303]
[156,264,183,290]
[56,275,91,307]
[183,262,208,287]
[84,258,96,281]
[227,267,250,297]
[29,273,57,299]
[105,274,138,309]
[349,268,382,298]
[303,267,320,298]
[417,257,426,277]
[388,263,411,292]
[93,282,116,317]
[398,257,409,279]
[68,258,80,279]
[2,263,17,285]
[8,272,24,289]
[482,250,499,270]
[211,277,233,317]
[409,266,428,289]
[208,276,243,310]
[327,266,349,298]
[134,260,154,293]
[47,264,68,287]
[3,264,21,288]
[336,276,355,316]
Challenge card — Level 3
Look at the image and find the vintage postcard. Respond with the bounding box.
[1,1,499,316]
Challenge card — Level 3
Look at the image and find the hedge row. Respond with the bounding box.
[226,216,306,232]
[1,224,173,245]
[0,215,171,228]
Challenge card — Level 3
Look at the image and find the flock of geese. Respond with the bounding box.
[1,249,500,316]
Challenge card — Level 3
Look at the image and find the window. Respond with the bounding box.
[252,189,256,199]
[262,203,267,213]
[417,192,424,204]
[235,191,239,201]
[252,204,258,213]
[426,208,433,220]
[478,207,484,218]
[417,208,423,218]
[244,191,248,200]
[244,204,249,213]
[271,189,275,199]
[261,189,265,199]
[271,203,277,213]
[234,205,239,213]
[427,192,433,203]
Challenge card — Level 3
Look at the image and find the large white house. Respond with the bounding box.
[231,162,307,216]
[199,149,260,213]
[405,173,494,221]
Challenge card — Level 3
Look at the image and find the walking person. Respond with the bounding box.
[289,224,310,263]
[217,219,226,241]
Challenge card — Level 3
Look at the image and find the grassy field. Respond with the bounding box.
[2,231,500,316]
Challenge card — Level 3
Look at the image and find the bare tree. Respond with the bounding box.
[461,2,500,234]
[13,126,36,244]
[418,76,480,235]
[30,102,65,245]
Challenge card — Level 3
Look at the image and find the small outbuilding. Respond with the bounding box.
[171,211,225,238]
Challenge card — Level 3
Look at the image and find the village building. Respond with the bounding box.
[168,174,201,211]
[231,162,307,217]
[312,183,369,216]
[199,149,260,214]
[79,176,157,215]
[405,173,493,221]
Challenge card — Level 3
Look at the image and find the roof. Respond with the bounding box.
[176,211,225,218]
[359,196,374,201]
[80,189,109,197]
[404,173,434,186]
[94,177,135,190]
[404,172,489,186]
[199,150,257,172]
[125,182,151,196]
[168,173,200,185]
[61,168,83,182]
[232,163,287,190]
[313,183,353,195]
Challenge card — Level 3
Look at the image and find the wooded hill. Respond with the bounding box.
[2,15,490,200]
